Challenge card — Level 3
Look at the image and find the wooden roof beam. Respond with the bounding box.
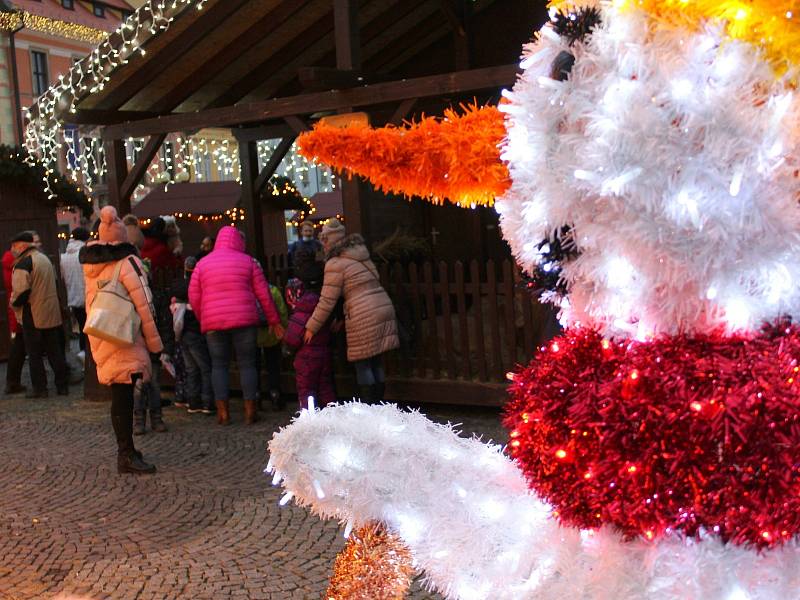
[262,0,436,103]
[145,1,308,114]
[231,123,298,143]
[65,109,163,126]
[94,0,251,111]
[206,10,334,109]
[297,66,375,92]
[101,64,519,140]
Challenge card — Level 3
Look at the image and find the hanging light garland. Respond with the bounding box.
[140,207,245,226]
[124,136,336,208]
[24,0,339,212]
[24,0,208,199]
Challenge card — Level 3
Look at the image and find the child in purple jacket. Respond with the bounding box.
[284,246,336,409]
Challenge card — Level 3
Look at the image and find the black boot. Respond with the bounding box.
[357,385,373,404]
[150,409,168,433]
[372,383,386,403]
[112,412,156,474]
[117,453,157,474]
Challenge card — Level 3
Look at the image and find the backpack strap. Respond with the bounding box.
[128,256,156,320]
[110,258,125,284]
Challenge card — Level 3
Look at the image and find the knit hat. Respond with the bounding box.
[10,230,34,244]
[98,206,128,243]
[321,218,346,246]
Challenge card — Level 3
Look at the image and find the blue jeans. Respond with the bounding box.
[354,355,385,386]
[181,331,213,409]
[206,327,258,401]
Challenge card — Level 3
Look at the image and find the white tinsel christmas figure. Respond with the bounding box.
[498,0,800,339]
[270,2,800,599]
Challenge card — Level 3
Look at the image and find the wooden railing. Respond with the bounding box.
[151,256,558,407]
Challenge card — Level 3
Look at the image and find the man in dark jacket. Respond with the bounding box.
[10,231,68,398]
[171,257,213,414]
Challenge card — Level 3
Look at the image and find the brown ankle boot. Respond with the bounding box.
[216,400,230,425]
[244,399,258,425]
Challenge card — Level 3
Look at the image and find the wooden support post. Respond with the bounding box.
[440,0,471,70]
[389,98,417,125]
[283,115,310,135]
[340,176,369,237]
[334,0,369,238]
[103,138,130,215]
[334,0,360,70]
[237,139,265,261]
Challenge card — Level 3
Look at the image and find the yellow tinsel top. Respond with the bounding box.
[549,0,800,73]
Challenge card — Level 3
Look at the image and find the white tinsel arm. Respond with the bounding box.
[268,402,552,599]
[267,403,800,600]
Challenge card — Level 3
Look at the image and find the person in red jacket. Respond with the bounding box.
[140,217,181,272]
[2,247,25,395]
[188,226,284,425]
[283,245,335,409]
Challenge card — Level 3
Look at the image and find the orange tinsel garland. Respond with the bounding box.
[296,104,509,208]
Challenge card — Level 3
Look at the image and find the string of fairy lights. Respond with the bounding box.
[24,0,208,199]
[22,0,340,231]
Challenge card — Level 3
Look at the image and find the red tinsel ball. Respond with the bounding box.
[503,322,800,548]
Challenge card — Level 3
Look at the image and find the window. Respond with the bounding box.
[31,51,48,97]
[93,2,105,18]
[62,0,74,9]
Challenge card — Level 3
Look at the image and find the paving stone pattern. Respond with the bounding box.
[0,365,506,600]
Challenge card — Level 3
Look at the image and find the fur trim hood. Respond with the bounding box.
[326,233,368,260]
[79,242,139,265]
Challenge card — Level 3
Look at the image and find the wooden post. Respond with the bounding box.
[237,139,266,262]
[334,0,369,239]
[334,0,360,71]
[440,0,472,70]
[103,138,130,215]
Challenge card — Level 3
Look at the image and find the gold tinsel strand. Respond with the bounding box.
[0,11,108,44]
[326,522,414,600]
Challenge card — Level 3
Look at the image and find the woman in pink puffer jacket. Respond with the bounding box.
[189,226,284,425]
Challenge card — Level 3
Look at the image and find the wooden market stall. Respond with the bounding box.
[28,0,554,405]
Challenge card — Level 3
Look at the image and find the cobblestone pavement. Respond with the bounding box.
[0,364,506,600]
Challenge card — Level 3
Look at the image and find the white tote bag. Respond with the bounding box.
[84,259,141,347]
